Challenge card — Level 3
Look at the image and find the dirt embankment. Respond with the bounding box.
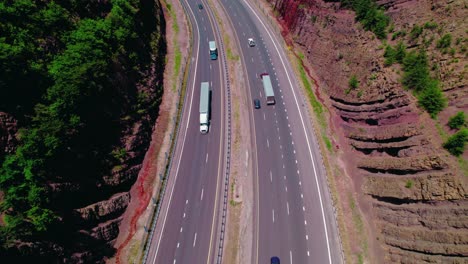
[267,0,468,262]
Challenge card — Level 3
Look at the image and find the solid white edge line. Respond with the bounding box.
[152,1,201,263]
[241,3,333,262]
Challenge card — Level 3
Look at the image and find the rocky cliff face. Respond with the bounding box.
[268,0,468,262]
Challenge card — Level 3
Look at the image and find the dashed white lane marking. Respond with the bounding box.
[186,200,188,205]
[293,150,296,154]
[290,132,292,136]
[209,64,212,70]
[290,251,293,264]
[287,202,290,215]
[285,186,288,192]
[183,213,186,218]
[204,26,206,31]
[301,193,304,199]
[251,57,254,62]
[267,139,270,148]
[288,124,290,127]
[193,233,197,247]
[286,116,288,120]
[272,209,275,223]
[270,171,273,182]
[200,188,204,201]
[308,251,310,256]
[295,159,298,164]
[281,154,283,159]
[305,220,308,225]
[279,136,281,140]
[180,227,183,233]
[205,153,208,163]
[173,259,176,264]
[284,175,286,180]
[283,164,285,168]
[292,141,294,145]
[299,181,302,186]
[297,170,300,174]
[280,145,282,149]
[264,113,266,120]
[303,206,306,212]
[306,235,309,240]
[177,242,180,248]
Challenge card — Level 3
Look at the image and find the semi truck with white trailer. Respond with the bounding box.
[199,82,210,134]
[260,73,275,105]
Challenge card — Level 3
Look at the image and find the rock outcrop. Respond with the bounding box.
[268,0,468,262]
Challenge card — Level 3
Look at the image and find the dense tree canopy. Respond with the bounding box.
[0,0,163,257]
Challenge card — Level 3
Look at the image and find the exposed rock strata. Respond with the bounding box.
[268,0,468,262]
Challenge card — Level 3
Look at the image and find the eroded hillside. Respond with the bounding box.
[0,0,165,262]
[267,0,468,262]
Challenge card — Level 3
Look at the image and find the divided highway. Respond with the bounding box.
[218,0,343,263]
[145,0,227,263]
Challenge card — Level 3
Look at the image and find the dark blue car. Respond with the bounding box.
[271,256,280,264]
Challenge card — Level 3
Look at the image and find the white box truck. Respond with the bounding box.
[260,73,275,105]
[200,82,210,134]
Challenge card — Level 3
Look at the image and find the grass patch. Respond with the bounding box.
[127,240,142,263]
[459,157,468,177]
[297,52,325,127]
[348,193,367,261]
[405,179,414,188]
[323,135,333,152]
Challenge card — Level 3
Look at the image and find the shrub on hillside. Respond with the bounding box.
[437,34,452,49]
[448,111,466,129]
[340,0,390,39]
[349,75,359,89]
[417,80,446,118]
[443,128,468,156]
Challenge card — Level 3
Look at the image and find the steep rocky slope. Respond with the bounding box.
[0,0,165,262]
[267,0,468,262]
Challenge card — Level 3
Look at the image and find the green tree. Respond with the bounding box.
[384,45,395,65]
[394,41,406,63]
[448,111,466,129]
[417,80,446,118]
[402,50,430,92]
[443,128,468,156]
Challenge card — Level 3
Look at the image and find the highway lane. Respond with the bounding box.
[145,0,226,263]
[219,0,343,263]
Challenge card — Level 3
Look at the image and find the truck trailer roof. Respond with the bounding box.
[200,82,210,113]
[209,41,216,51]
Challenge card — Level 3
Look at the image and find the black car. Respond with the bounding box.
[271,256,280,264]
[198,3,203,9]
[254,99,261,109]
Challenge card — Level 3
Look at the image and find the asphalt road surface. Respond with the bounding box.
[218,0,343,263]
[145,0,226,263]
